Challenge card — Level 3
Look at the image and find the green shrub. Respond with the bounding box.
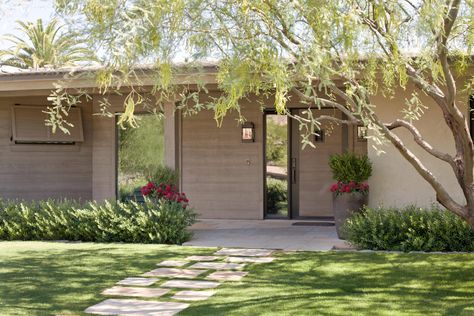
[343,205,474,252]
[266,178,287,214]
[147,165,179,186]
[329,152,372,183]
[0,198,196,244]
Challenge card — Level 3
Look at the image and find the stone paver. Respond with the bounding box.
[226,256,275,263]
[157,260,188,267]
[172,290,216,301]
[102,286,169,298]
[190,262,245,270]
[142,268,205,279]
[206,271,248,281]
[116,277,159,286]
[84,299,189,316]
[215,248,273,257]
[186,255,221,261]
[161,279,221,289]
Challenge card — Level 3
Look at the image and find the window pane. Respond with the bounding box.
[265,114,288,217]
[117,113,165,200]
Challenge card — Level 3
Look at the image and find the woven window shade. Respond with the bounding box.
[11,105,84,144]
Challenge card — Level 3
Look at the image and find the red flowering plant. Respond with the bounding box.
[328,153,372,196]
[141,182,189,208]
[330,181,369,196]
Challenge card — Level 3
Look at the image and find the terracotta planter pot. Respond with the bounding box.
[333,192,368,239]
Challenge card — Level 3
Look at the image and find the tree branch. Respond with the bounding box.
[405,65,446,105]
[380,122,467,219]
[438,0,460,105]
[327,83,358,112]
[262,0,303,47]
[291,87,361,123]
[385,119,456,168]
[294,114,360,125]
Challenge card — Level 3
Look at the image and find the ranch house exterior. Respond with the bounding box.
[0,66,467,219]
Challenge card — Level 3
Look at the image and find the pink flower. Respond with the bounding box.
[330,183,338,192]
[141,182,190,207]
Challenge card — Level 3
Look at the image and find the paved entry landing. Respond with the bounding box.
[183,219,348,251]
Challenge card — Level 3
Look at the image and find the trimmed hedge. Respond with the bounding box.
[343,206,474,252]
[0,199,196,244]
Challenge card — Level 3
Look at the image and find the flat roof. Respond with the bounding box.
[0,62,219,93]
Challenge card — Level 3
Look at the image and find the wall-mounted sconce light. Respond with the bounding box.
[357,125,368,141]
[314,129,325,143]
[241,122,255,143]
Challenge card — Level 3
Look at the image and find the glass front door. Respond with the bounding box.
[264,113,289,218]
[264,109,347,219]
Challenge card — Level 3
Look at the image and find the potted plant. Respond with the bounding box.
[329,152,372,239]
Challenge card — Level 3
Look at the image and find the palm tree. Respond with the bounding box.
[0,19,94,69]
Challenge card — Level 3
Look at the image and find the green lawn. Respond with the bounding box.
[1,242,474,315]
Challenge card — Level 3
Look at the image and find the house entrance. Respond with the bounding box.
[264,109,346,219]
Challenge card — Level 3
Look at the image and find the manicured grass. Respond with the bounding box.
[0,242,214,315]
[1,242,474,315]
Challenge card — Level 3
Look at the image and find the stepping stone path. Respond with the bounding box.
[226,256,276,263]
[215,248,274,257]
[85,299,189,316]
[207,271,248,281]
[172,290,216,301]
[161,279,221,289]
[142,268,205,279]
[102,286,169,298]
[157,260,188,267]
[85,248,274,315]
[117,277,159,286]
[186,255,220,261]
[189,262,246,270]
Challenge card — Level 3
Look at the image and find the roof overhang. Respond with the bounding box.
[0,64,219,94]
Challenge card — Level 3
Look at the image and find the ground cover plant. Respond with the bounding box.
[343,205,474,252]
[1,242,474,315]
[0,198,195,244]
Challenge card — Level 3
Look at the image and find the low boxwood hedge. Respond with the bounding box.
[342,205,474,252]
[0,198,196,244]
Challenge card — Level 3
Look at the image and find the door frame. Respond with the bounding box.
[263,110,294,219]
[263,108,344,220]
[289,110,300,219]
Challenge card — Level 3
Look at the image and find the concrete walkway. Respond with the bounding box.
[184,219,349,251]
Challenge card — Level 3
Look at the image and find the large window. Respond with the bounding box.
[117,113,165,200]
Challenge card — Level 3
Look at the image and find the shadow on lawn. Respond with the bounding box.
[2,245,474,316]
[0,242,215,315]
[182,251,474,316]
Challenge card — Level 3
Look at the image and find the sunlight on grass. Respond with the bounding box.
[1,243,474,315]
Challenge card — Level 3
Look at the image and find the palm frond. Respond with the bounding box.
[0,18,95,69]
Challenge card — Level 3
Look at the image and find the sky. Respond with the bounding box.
[0,0,54,48]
